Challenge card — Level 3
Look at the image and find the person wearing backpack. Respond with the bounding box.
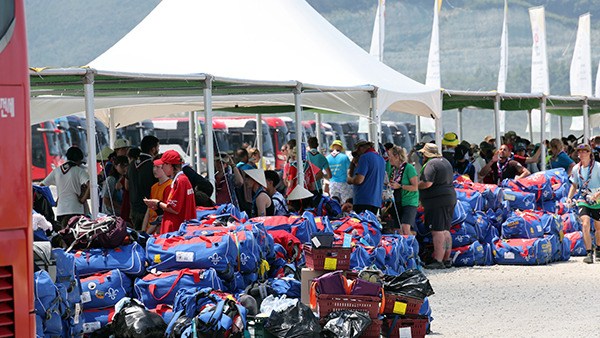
[144,150,196,234]
[41,146,90,228]
[387,145,419,235]
[265,170,288,215]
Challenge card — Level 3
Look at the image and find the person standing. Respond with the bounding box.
[548,138,575,175]
[453,145,475,181]
[307,136,332,194]
[40,146,90,228]
[327,140,352,203]
[387,146,419,235]
[347,140,385,215]
[101,155,129,216]
[214,153,244,206]
[567,144,600,263]
[141,154,173,234]
[418,143,457,269]
[265,170,288,216]
[144,150,196,234]
[127,136,159,230]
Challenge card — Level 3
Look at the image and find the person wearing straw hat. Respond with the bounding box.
[287,185,314,214]
[327,140,352,204]
[243,168,274,217]
[418,143,457,269]
[144,150,196,234]
[347,140,385,215]
[567,144,600,263]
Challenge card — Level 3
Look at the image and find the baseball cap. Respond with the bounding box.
[330,140,345,151]
[153,150,184,165]
[96,146,114,161]
[113,138,130,149]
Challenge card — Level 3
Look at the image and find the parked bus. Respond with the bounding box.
[340,121,367,152]
[214,117,276,169]
[54,117,72,156]
[117,119,155,148]
[327,121,348,151]
[262,117,290,170]
[303,120,336,154]
[0,0,36,334]
[31,121,62,181]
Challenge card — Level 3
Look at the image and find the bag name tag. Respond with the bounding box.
[393,301,407,314]
[83,321,101,334]
[176,251,194,262]
[504,194,516,201]
[537,225,543,233]
[399,326,412,338]
[504,252,515,259]
[81,291,92,303]
[73,303,81,324]
[324,257,337,270]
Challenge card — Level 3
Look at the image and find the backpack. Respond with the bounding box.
[59,215,128,251]
[309,271,350,309]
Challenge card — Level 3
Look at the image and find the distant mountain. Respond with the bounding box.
[25,0,600,142]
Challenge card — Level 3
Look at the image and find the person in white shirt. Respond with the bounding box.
[41,146,90,228]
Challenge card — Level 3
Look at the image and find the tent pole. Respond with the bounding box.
[315,112,322,150]
[558,116,564,139]
[369,90,378,144]
[108,108,116,148]
[435,90,443,153]
[294,83,304,188]
[194,111,200,173]
[204,76,215,201]
[494,94,501,150]
[527,109,533,142]
[138,122,143,143]
[83,71,99,219]
[457,108,463,141]
[583,97,590,144]
[540,97,547,171]
[189,111,196,169]
[415,115,421,143]
[257,113,263,169]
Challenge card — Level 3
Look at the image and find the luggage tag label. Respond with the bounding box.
[83,322,101,334]
[504,194,515,201]
[342,234,352,248]
[399,326,412,338]
[324,257,337,270]
[311,236,322,248]
[536,225,543,233]
[80,291,91,303]
[393,301,407,314]
[73,303,81,324]
[176,251,194,262]
[504,252,515,259]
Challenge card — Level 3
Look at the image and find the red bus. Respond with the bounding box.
[31,120,63,181]
[214,116,276,169]
[262,117,290,169]
[0,0,36,335]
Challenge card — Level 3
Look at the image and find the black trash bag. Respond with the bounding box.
[112,300,167,338]
[264,301,321,338]
[383,269,435,300]
[167,313,193,338]
[322,310,372,338]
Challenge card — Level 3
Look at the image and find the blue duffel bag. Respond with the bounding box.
[452,200,473,225]
[561,236,572,261]
[82,307,115,335]
[564,231,587,256]
[501,213,545,239]
[53,248,84,338]
[502,189,536,210]
[450,223,476,248]
[134,268,223,310]
[147,233,237,273]
[72,242,146,277]
[450,240,485,266]
[494,237,551,265]
[34,270,65,337]
[80,269,132,310]
[455,188,485,211]
[545,234,561,262]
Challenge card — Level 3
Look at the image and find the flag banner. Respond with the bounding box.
[569,13,591,131]
[369,0,385,62]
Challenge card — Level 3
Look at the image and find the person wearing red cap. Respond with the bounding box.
[144,150,196,234]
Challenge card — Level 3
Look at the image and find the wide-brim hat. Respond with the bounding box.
[505,131,517,140]
[287,185,314,201]
[330,140,345,151]
[418,143,442,158]
[96,146,113,161]
[442,133,459,147]
[576,143,592,153]
[244,168,267,188]
[353,140,373,152]
[484,135,495,143]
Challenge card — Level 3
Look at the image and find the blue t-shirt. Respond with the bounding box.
[353,150,385,207]
[327,152,351,183]
[549,152,574,171]
[307,148,329,191]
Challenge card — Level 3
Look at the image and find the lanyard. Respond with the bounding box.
[391,162,407,183]
[578,160,595,192]
[496,156,512,183]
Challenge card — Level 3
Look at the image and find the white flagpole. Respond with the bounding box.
[569,13,592,132]
[497,0,508,133]
[424,0,441,140]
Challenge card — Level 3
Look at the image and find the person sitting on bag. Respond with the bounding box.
[244,169,273,217]
[40,146,90,229]
[264,170,288,216]
[144,150,196,234]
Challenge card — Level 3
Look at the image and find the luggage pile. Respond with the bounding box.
[415,168,583,267]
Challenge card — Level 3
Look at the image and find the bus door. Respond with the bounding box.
[31,121,62,181]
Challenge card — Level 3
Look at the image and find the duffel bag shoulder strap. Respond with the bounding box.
[148,269,200,301]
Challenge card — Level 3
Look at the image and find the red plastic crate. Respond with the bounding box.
[382,292,424,315]
[361,319,382,338]
[316,294,381,319]
[382,316,428,338]
[304,244,351,271]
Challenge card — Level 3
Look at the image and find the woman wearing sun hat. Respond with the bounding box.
[418,143,456,269]
[327,140,352,203]
[144,150,196,234]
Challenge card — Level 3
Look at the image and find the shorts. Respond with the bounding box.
[354,204,380,216]
[579,205,600,222]
[423,203,455,232]
[399,205,418,227]
[329,181,353,204]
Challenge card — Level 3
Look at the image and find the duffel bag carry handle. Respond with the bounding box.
[148,269,200,301]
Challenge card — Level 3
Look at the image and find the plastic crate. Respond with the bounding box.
[382,315,428,338]
[247,315,276,338]
[382,292,424,315]
[304,244,351,271]
[317,294,381,319]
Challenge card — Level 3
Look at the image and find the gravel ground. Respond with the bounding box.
[424,256,600,337]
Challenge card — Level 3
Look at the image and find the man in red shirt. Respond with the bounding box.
[144,150,196,234]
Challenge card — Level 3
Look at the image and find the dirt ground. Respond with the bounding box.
[425,256,600,337]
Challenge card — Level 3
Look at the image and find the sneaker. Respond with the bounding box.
[443,260,452,268]
[424,260,446,270]
[595,249,600,260]
[584,252,594,264]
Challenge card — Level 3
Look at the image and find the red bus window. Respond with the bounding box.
[0,1,15,54]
